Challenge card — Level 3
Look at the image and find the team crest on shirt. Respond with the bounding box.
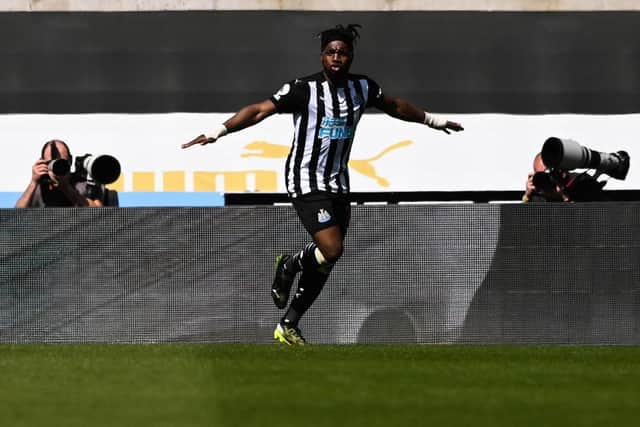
[317,209,332,223]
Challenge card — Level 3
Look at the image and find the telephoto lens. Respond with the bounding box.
[541,137,630,180]
[82,154,121,184]
[47,158,71,176]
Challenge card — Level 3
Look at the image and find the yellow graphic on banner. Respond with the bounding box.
[133,172,155,191]
[164,171,186,191]
[109,174,125,191]
[193,171,277,192]
[349,140,413,187]
[107,140,412,193]
[241,141,289,159]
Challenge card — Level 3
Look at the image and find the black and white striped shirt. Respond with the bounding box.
[270,72,384,197]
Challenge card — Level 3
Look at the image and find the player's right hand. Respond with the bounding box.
[181,134,215,149]
[443,121,464,134]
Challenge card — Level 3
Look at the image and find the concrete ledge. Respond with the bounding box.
[4,0,640,11]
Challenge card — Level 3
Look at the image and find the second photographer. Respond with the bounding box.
[523,137,630,203]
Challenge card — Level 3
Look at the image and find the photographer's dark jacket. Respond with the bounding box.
[528,172,608,203]
[30,181,104,207]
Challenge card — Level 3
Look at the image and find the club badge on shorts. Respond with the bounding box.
[317,208,331,223]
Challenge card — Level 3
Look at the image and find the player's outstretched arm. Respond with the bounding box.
[379,95,463,134]
[181,99,277,149]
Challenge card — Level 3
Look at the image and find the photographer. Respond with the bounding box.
[522,136,630,203]
[15,139,106,208]
[522,153,571,202]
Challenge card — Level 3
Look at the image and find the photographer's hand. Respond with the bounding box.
[16,159,51,208]
[522,172,536,203]
[525,172,536,196]
[31,159,48,184]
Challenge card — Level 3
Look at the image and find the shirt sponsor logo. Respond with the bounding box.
[319,117,354,139]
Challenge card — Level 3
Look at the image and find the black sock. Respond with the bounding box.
[285,242,320,274]
[282,267,331,327]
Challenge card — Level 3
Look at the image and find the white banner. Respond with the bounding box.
[2,113,638,195]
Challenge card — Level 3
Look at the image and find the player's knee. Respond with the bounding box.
[319,242,343,264]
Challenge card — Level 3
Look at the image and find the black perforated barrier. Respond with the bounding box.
[1,204,638,344]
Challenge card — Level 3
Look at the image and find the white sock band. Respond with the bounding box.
[204,124,228,140]
[423,112,447,129]
[314,247,328,265]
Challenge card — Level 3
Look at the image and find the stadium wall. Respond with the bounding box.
[1,204,638,344]
[2,11,638,114]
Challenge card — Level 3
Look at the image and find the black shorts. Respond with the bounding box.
[291,192,351,236]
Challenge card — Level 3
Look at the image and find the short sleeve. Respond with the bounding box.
[29,186,45,207]
[365,77,385,109]
[270,80,308,114]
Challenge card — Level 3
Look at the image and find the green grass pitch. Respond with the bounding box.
[1,344,639,427]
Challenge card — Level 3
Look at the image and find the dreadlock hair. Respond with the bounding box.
[319,24,362,51]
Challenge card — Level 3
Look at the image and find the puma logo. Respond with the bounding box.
[241,141,290,159]
[241,140,413,187]
[349,140,413,187]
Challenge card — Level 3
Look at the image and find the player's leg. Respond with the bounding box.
[271,228,341,309]
[274,194,350,345]
[274,266,332,346]
[272,193,345,309]
[274,233,341,345]
[287,225,343,273]
[279,225,343,323]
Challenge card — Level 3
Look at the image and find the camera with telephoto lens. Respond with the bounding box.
[39,158,71,185]
[47,158,71,176]
[532,137,630,202]
[72,154,121,199]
